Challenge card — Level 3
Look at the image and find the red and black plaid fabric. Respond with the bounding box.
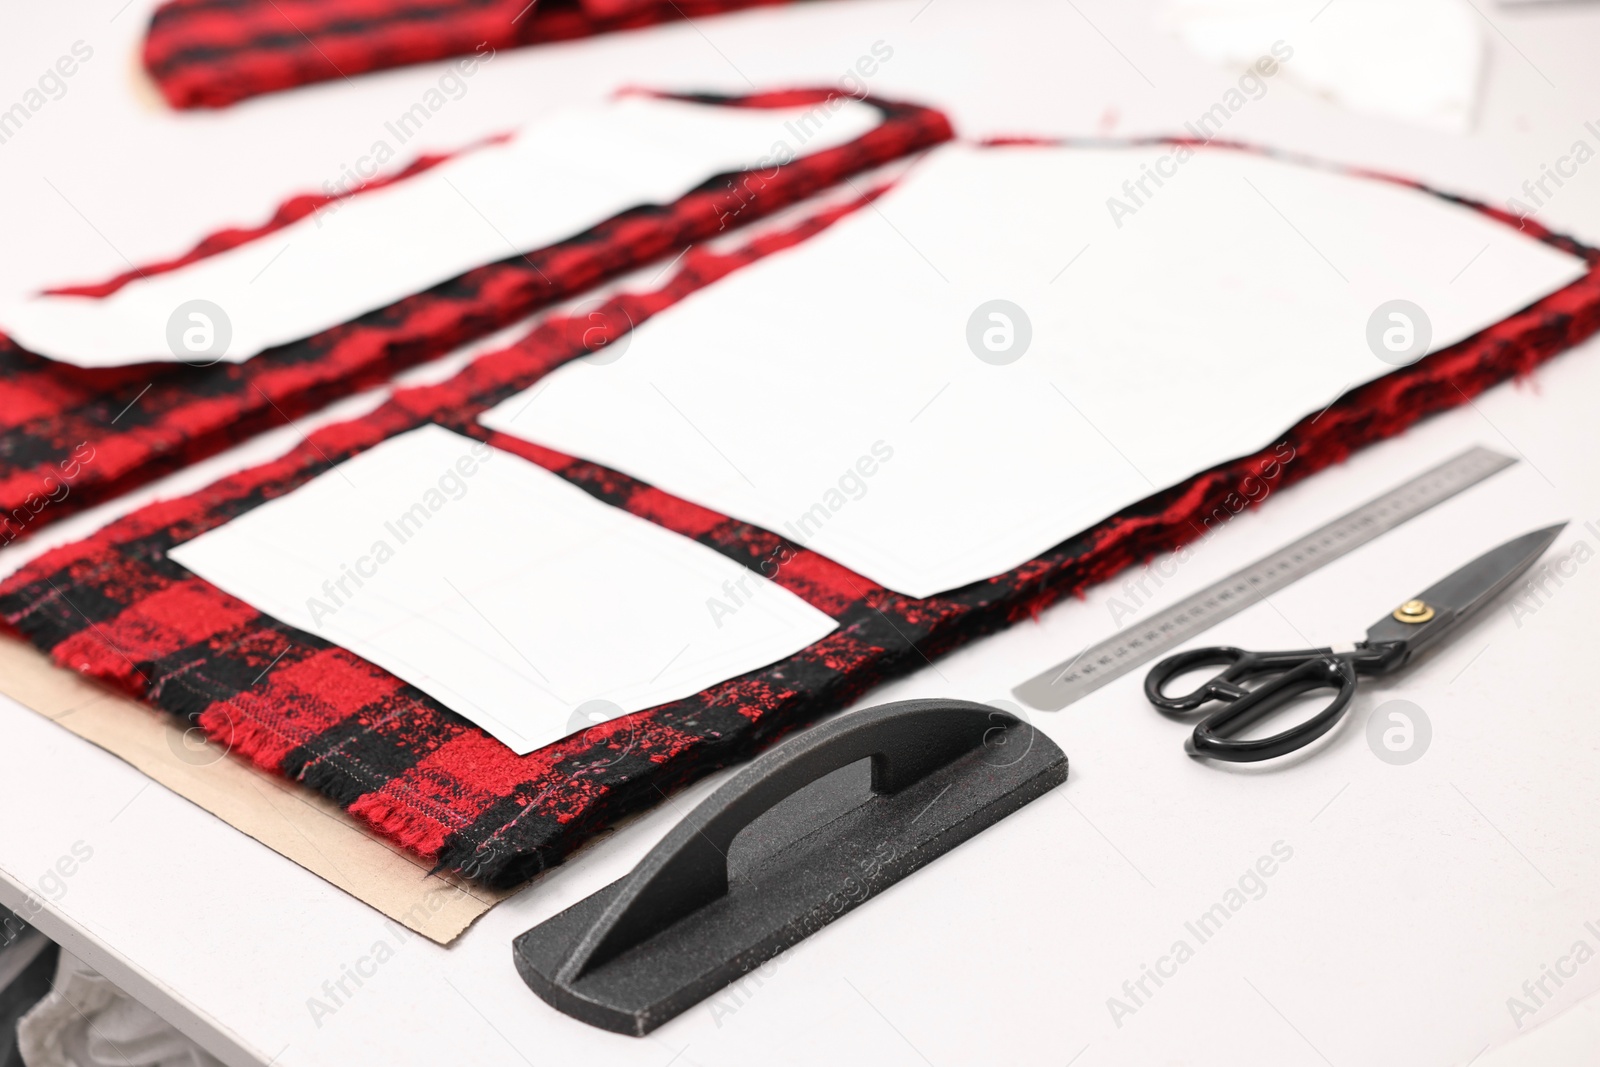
[0,92,952,548]
[145,0,817,109]
[4,144,1597,890]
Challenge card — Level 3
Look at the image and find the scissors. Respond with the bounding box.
[1144,523,1565,762]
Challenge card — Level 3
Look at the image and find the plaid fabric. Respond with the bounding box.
[4,146,1597,890]
[144,0,814,109]
[0,93,952,548]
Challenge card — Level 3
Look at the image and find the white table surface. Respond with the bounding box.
[5,1,1600,1064]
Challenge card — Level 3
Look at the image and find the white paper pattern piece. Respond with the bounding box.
[168,426,838,755]
[1,96,881,369]
[481,143,1587,599]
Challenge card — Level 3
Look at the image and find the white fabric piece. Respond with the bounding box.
[481,143,1586,599]
[0,928,50,994]
[17,950,224,1067]
[168,426,838,754]
[0,96,881,369]
[1159,0,1484,132]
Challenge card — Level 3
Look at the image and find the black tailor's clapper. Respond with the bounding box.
[513,698,1067,1036]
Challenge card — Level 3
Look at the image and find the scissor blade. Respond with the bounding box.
[1413,523,1566,621]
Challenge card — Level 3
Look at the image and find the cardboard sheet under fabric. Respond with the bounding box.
[142,0,827,109]
[0,92,952,548]
[2,143,1596,891]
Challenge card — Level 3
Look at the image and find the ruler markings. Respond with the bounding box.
[1012,446,1516,711]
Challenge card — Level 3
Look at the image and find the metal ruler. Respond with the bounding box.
[1012,445,1516,711]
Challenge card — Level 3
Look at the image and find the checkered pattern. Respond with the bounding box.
[0,93,952,548]
[144,0,816,109]
[4,145,1596,889]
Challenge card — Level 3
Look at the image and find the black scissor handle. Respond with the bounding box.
[1188,655,1357,762]
[1145,646,1358,762]
[1144,646,1335,711]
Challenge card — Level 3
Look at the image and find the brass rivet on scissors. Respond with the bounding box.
[1392,599,1435,624]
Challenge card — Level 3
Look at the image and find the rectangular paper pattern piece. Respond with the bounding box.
[481,143,1588,598]
[168,426,838,754]
[2,96,880,368]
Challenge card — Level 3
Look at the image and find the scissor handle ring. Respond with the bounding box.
[1189,655,1358,763]
[1144,646,1324,712]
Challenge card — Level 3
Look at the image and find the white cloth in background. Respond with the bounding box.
[1160,0,1484,132]
[17,951,223,1067]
